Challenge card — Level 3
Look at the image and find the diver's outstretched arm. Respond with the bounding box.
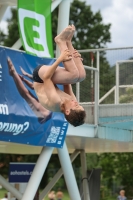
[20,67,33,81]
[18,74,34,90]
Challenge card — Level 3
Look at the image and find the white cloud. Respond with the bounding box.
[85,0,133,48]
[102,0,133,47]
[0,6,13,35]
[0,20,8,34]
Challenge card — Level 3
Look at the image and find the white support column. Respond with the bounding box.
[95,51,100,137]
[21,147,54,200]
[114,86,117,104]
[94,70,99,126]
[56,0,71,57]
[57,142,81,200]
[94,70,99,137]
[96,51,100,103]
[0,175,22,200]
[51,0,62,12]
[80,150,90,200]
[0,5,8,22]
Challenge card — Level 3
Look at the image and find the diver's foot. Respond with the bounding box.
[54,25,72,43]
[66,24,75,41]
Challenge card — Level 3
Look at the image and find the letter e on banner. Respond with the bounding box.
[18,9,50,57]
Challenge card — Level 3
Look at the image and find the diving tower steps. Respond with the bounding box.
[1,103,133,154]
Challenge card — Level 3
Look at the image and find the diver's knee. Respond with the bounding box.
[71,70,79,83]
[78,72,86,82]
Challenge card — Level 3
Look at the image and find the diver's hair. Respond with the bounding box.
[64,109,86,127]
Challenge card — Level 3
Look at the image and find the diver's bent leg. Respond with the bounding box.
[66,25,86,82]
[54,26,79,84]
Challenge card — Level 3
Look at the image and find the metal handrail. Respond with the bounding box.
[78,46,133,53]
[78,65,99,125]
[85,85,133,105]
[99,86,115,104]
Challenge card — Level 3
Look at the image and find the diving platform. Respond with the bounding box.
[1,103,133,155]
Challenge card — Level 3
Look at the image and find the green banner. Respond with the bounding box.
[18,0,53,58]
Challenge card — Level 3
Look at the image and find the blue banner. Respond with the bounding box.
[9,163,35,183]
[0,46,68,148]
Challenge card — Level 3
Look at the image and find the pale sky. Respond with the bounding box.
[86,0,133,48]
[0,0,133,48]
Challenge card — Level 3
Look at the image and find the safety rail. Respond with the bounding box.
[98,85,133,104]
[77,65,99,125]
[99,59,133,104]
[77,47,133,106]
[75,47,133,125]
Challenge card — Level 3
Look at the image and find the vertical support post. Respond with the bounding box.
[114,86,117,104]
[80,150,90,200]
[22,147,54,200]
[94,51,100,137]
[94,70,99,137]
[56,0,71,57]
[116,62,119,104]
[51,0,62,11]
[76,82,80,102]
[96,51,100,102]
[57,142,81,200]
[94,70,99,126]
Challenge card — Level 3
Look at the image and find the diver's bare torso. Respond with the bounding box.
[33,81,72,112]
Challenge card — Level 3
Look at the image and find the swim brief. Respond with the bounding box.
[33,65,44,83]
